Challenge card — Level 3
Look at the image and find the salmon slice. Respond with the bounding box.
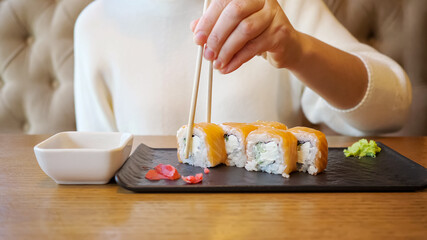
[287,127,328,175]
[250,120,288,130]
[177,122,227,168]
[220,122,258,167]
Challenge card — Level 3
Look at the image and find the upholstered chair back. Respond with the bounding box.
[0,0,92,133]
[323,0,427,135]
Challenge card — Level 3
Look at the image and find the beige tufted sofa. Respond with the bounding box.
[323,0,427,136]
[0,0,92,134]
[0,0,425,135]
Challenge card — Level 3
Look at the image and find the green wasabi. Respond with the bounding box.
[343,139,381,158]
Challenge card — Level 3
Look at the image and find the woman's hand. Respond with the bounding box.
[191,0,302,74]
[192,0,368,110]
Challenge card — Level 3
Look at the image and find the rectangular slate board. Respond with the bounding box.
[115,142,427,193]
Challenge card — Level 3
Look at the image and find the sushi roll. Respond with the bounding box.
[251,120,288,130]
[245,127,298,178]
[177,122,227,168]
[220,122,258,167]
[287,127,328,175]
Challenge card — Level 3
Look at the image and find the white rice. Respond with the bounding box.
[224,134,247,167]
[245,134,289,178]
[177,127,211,168]
[220,124,249,168]
[296,139,319,175]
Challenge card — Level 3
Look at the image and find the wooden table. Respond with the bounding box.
[1,135,426,239]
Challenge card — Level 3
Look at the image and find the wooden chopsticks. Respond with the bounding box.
[185,0,212,158]
[207,61,213,123]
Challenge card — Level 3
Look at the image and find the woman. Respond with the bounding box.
[74,0,411,136]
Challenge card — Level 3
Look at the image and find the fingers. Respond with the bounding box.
[213,5,274,69]
[190,19,199,33]
[220,11,287,74]
[192,0,295,74]
[219,31,270,74]
[204,0,264,61]
[193,0,230,45]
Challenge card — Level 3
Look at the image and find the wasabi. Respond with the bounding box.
[343,139,381,158]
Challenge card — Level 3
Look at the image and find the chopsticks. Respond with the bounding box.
[207,61,213,123]
[185,0,212,158]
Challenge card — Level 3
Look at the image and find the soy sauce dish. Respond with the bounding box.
[34,131,133,184]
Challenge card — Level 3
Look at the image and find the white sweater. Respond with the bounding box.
[74,0,411,136]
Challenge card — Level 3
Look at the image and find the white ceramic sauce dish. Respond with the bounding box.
[34,131,133,184]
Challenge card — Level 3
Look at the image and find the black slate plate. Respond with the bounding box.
[115,142,427,193]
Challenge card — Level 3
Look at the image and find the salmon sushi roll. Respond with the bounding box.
[251,120,288,130]
[287,127,328,175]
[220,122,258,167]
[177,122,227,168]
[245,128,298,178]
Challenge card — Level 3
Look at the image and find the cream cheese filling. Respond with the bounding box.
[254,142,280,167]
